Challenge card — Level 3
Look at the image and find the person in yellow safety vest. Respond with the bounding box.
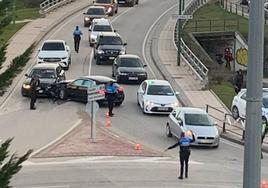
[261,119,268,159]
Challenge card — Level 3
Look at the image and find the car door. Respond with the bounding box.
[169,109,178,136]
[138,82,147,106]
[67,79,84,99]
[81,79,94,102]
[173,110,183,138]
[113,57,119,76]
[239,91,247,118]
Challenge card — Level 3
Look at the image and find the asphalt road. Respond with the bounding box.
[0,0,268,186]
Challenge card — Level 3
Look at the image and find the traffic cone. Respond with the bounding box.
[105,112,109,117]
[134,144,141,150]
[261,180,267,188]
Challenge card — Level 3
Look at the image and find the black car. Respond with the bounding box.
[83,6,106,27]
[118,0,139,6]
[112,54,147,83]
[21,63,66,96]
[94,32,127,65]
[58,75,125,105]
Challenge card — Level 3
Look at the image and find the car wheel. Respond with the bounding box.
[115,8,118,14]
[116,75,121,83]
[96,58,101,65]
[94,52,96,59]
[129,1,134,6]
[213,144,219,149]
[112,71,115,77]
[114,102,122,106]
[166,123,172,137]
[232,106,239,119]
[59,89,67,100]
[142,102,146,114]
[137,94,139,105]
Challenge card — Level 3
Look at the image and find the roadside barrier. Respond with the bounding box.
[39,0,76,16]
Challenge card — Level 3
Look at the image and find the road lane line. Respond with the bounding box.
[142,4,178,79]
[29,119,82,158]
[88,50,93,75]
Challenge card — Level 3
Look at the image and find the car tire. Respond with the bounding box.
[59,88,67,100]
[114,102,122,106]
[89,42,93,47]
[96,58,101,65]
[142,102,146,114]
[112,71,115,77]
[213,144,219,149]
[137,94,139,105]
[129,1,134,6]
[116,75,121,83]
[232,106,239,119]
[166,123,172,137]
[115,8,118,14]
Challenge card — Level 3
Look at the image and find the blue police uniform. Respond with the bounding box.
[73,26,82,53]
[105,82,117,116]
[167,133,195,179]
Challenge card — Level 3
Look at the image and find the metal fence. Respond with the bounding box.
[40,0,75,15]
[174,0,209,89]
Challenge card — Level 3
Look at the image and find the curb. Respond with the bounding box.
[0,1,92,107]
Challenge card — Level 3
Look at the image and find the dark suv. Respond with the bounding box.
[118,0,139,7]
[94,32,127,65]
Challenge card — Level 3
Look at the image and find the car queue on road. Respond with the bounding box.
[20,1,220,149]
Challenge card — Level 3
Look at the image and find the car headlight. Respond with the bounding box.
[61,57,67,60]
[138,72,147,76]
[171,101,179,107]
[22,84,31,89]
[118,71,128,75]
[97,49,105,54]
[84,17,90,21]
[107,7,112,13]
[145,100,154,106]
[119,49,126,55]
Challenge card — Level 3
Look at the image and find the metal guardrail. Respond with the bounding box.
[174,0,209,89]
[40,0,75,15]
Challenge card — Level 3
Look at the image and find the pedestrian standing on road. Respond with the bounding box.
[30,75,40,110]
[261,118,268,159]
[73,26,82,53]
[164,131,195,180]
[233,69,244,94]
[105,81,117,117]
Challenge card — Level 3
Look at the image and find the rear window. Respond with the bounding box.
[98,36,123,45]
[42,42,65,51]
[87,8,105,15]
[30,68,56,79]
[93,25,112,32]
[95,0,111,3]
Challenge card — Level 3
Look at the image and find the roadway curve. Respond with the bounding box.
[0,0,268,186]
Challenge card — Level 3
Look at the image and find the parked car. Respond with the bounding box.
[112,54,147,83]
[83,6,106,27]
[37,40,71,70]
[93,0,118,16]
[89,18,115,47]
[21,63,66,97]
[118,0,138,6]
[94,32,127,65]
[58,75,125,105]
[166,107,220,148]
[231,88,268,123]
[137,80,179,114]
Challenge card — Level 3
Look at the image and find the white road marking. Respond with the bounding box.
[88,50,93,75]
[142,4,178,79]
[30,119,82,157]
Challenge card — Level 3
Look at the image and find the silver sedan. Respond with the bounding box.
[166,107,220,148]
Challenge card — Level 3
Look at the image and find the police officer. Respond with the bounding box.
[105,81,117,117]
[73,26,82,53]
[261,119,268,159]
[30,74,40,110]
[165,131,195,179]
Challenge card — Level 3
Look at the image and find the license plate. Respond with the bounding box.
[158,107,169,111]
[119,1,125,3]
[38,90,44,93]
[199,139,212,143]
[128,77,138,80]
[109,57,115,60]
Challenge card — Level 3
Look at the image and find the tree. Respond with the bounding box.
[0,138,32,188]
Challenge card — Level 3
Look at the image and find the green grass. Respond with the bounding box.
[15,8,40,20]
[209,81,236,109]
[0,23,26,44]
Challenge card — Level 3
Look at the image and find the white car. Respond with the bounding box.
[231,88,268,123]
[166,107,220,147]
[37,40,71,70]
[88,18,115,47]
[137,80,179,114]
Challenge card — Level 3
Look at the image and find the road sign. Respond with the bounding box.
[85,101,99,116]
[87,84,105,102]
[172,14,193,20]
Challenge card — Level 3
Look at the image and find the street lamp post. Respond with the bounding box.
[177,0,183,66]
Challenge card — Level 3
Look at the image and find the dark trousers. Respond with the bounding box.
[30,92,37,109]
[180,150,190,178]
[74,37,81,52]
[106,93,115,115]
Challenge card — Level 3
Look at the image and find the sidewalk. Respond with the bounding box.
[155,17,268,151]
[0,0,92,74]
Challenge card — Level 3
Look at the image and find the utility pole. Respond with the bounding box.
[243,0,264,185]
[177,0,182,66]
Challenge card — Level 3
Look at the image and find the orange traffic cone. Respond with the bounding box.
[134,144,141,150]
[261,180,267,188]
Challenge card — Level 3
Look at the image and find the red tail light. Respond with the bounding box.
[118,86,124,92]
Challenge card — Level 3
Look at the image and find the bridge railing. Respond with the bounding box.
[40,0,75,16]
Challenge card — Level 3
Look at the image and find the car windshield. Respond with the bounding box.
[93,25,112,32]
[87,8,105,15]
[29,69,56,79]
[98,36,123,45]
[185,113,213,126]
[42,42,65,51]
[147,85,174,96]
[119,58,142,67]
[95,0,111,3]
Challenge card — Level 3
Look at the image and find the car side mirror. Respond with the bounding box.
[114,29,117,32]
[114,63,118,67]
[83,12,86,15]
[88,28,92,31]
[66,46,70,51]
[25,73,28,77]
[175,91,180,95]
[123,42,127,46]
[93,0,95,3]
[38,48,41,52]
[178,119,183,126]
[143,64,147,67]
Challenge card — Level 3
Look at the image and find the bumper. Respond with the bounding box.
[38,59,69,69]
[117,74,147,83]
[144,104,175,114]
[21,87,49,97]
[89,36,97,44]
[96,54,118,63]
[118,0,131,3]
[191,136,220,147]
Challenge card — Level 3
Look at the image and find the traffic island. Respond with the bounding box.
[33,120,161,158]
